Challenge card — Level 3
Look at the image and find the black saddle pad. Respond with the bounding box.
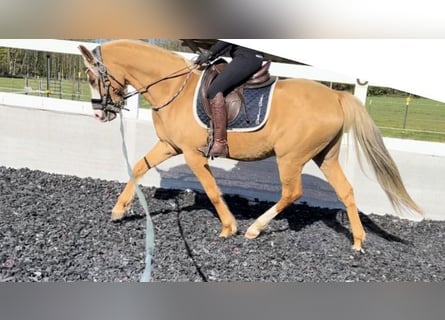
[194,76,277,132]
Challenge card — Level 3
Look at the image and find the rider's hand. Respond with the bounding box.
[194,50,213,66]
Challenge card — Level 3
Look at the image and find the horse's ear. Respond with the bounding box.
[78,45,95,66]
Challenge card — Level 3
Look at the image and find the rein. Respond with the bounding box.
[92,46,197,114]
[90,46,198,281]
[124,67,196,111]
[117,110,154,282]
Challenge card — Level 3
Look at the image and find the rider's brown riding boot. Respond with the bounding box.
[198,92,228,158]
[209,92,228,157]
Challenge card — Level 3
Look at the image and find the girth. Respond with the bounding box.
[200,59,276,124]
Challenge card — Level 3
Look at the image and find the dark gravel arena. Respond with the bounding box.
[0,165,444,282]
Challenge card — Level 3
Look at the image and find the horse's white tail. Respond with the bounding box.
[339,92,424,216]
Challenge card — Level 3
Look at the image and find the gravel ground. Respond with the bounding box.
[0,166,444,282]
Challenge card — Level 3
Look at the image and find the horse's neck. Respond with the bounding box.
[119,48,189,108]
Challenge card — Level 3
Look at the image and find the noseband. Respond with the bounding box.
[90,47,127,120]
[89,46,197,119]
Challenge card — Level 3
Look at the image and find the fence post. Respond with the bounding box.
[125,85,139,119]
[46,54,51,97]
[403,95,411,129]
[354,78,369,105]
[350,79,370,143]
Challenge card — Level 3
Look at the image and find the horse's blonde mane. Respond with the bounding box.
[101,39,183,59]
[100,39,197,73]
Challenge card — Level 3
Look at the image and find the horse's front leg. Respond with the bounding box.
[183,151,237,237]
[111,140,178,221]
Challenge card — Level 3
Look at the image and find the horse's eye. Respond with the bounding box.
[85,69,97,86]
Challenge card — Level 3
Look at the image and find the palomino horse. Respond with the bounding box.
[79,39,422,252]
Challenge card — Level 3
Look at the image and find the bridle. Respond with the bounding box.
[89,46,197,120]
[90,47,126,119]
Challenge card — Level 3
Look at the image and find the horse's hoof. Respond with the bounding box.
[219,225,237,238]
[111,203,127,221]
[352,245,365,254]
[244,227,260,239]
[111,212,124,221]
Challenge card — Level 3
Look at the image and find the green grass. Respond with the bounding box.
[1,76,445,142]
[366,96,445,142]
[0,76,92,101]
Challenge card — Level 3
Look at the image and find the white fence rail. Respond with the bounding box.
[0,39,368,120]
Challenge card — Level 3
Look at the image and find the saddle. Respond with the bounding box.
[200,59,276,124]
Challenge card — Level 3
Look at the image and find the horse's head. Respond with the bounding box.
[79,44,126,122]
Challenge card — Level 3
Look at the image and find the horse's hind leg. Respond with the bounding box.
[111,140,178,220]
[245,156,303,239]
[183,151,237,237]
[314,154,366,251]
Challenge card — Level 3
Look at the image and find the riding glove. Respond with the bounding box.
[194,50,214,66]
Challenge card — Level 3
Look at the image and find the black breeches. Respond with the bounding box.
[207,55,263,99]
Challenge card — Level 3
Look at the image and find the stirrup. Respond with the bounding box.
[198,121,214,158]
[208,140,228,158]
[198,141,228,159]
[197,143,212,157]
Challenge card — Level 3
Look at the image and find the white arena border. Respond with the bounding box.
[1,90,445,159]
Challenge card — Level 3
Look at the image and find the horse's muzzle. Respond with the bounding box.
[91,98,119,122]
[94,109,117,122]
